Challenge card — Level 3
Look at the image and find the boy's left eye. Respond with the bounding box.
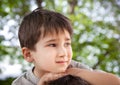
[65,43,71,47]
[47,43,71,47]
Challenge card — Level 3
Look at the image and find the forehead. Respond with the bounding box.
[41,29,71,40]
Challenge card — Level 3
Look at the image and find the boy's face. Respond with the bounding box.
[30,30,72,74]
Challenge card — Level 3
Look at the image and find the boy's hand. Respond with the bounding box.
[37,73,66,85]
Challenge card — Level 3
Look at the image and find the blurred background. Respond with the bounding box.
[0,0,120,84]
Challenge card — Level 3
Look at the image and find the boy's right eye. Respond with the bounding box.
[48,44,56,47]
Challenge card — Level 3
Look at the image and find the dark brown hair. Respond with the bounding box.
[18,8,73,50]
[47,75,91,85]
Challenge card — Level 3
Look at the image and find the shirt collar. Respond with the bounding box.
[26,67,40,85]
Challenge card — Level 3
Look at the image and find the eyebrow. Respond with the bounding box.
[45,38,71,43]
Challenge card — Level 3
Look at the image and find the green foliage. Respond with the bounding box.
[0,77,15,85]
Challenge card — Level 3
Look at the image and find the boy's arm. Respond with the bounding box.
[66,68,120,85]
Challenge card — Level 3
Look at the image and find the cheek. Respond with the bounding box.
[67,47,73,58]
[40,51,56,62]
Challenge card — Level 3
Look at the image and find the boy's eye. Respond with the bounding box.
[65,43,71,47]
[48,44,56,47]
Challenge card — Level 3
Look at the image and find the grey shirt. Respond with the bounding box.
[12,60,92,85]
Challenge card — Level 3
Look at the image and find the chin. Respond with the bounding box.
[55,68,67,73]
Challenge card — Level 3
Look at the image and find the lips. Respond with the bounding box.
[56,61,68,63]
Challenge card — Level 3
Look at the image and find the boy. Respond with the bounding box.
[12,8,120,85]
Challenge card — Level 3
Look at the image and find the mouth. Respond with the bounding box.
[56,61,68,64]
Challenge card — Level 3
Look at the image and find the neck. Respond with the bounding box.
[33,67,48,78]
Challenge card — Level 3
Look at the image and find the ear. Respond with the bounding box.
[22,47,34,62]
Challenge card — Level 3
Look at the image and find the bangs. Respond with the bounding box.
[42,26,66,38]
[41,12,73,38]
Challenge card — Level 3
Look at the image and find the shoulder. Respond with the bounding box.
[12,67,39,85]
[12,73,26,85]
[70,60,93,70]
[11,71,34,85]
[12,72,30,85]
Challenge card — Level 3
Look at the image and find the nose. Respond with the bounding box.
[57,46,67,58]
